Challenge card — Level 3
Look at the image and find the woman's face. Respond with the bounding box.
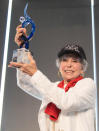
[59,56,84,83]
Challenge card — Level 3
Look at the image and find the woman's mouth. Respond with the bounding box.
[64,70,74,73]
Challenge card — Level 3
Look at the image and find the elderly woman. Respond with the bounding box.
[9,25,96,131]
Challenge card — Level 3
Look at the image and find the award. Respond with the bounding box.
[12,3,35,64]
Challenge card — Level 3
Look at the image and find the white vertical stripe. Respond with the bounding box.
[0,0,13,129]
[91,0,98,131]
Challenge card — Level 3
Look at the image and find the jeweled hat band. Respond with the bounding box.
[57,44,87,61]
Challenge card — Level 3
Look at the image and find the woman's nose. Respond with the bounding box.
[66,60,72,67]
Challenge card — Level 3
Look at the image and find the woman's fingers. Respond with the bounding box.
[15,25,27,46]
[15,33,24,46]
[16,25,27,36]
[16,24,22,31]
[8,62,23,68]
[8,53,37,76]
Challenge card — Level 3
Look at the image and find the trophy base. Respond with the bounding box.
[12,48,30,64]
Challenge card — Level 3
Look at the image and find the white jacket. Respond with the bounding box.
[17,70,96,131]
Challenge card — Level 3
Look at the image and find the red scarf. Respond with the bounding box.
[44,76,83,121]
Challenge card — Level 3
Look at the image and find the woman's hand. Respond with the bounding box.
[9,52,37,76]
[15,25,27,47]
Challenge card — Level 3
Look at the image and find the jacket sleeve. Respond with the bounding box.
[17,69,42,100]
[30,70,96,112]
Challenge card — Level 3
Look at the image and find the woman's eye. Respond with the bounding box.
[72,60,78,62]
[62,58,67,61]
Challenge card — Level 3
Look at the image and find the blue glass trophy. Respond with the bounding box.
[12,3,35,64]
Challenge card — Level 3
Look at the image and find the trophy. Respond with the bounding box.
[12,3,36,64]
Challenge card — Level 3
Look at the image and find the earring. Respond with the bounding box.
[80,73,84,77]
[58,71,61,78]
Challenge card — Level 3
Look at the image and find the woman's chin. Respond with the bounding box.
[64,76,76,83]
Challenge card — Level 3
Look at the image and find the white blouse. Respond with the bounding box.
[17,70,96,131]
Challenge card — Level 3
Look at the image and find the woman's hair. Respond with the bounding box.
[56,54,88,72]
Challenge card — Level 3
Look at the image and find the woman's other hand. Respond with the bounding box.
[8,52,37,76]
[14,25,27,47]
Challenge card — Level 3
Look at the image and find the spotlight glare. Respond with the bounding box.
[0,0,13,129]
[91,0,98,131]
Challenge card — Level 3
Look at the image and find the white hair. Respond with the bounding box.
[56,57,88,72]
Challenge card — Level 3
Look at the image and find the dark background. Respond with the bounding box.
[0,0,99,131]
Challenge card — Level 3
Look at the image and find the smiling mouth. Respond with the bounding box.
[64,70,74,73]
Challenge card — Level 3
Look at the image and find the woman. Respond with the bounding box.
[9,25,96,131]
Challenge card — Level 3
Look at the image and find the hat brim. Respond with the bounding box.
[58,50,83,59]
